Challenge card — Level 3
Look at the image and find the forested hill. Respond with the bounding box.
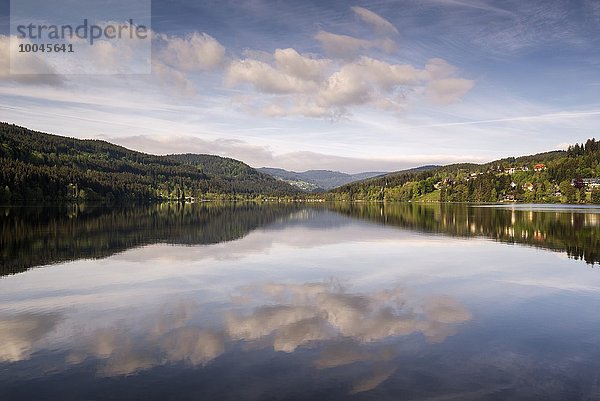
[0,123,298,202]
[329,140,600,204]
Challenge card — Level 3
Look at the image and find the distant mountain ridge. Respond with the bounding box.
[257,168,387,191]
[258,166,440,191]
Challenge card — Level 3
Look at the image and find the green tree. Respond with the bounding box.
[0,185,11,203]
[578,186,586,203]
[559,180,576,203]
[592,188,600,204]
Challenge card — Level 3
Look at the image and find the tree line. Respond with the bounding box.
[329,139,600,204]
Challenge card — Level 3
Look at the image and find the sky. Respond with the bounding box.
[0,0,599,173]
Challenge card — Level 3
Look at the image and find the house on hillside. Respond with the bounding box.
[504,166,529,174]
[533,163,546,172]
[582,178,600,188]
[553,185,562,197]
[523,182,534,192]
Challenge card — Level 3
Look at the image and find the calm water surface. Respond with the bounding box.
[1,202,600,400]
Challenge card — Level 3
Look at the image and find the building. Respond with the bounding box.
[523,182,534,192]
[504,166,529,174]
[582,178,600,188]
[533,163,546,172]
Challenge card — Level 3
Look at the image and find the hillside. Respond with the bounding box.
[258,167,389,191]
[329,141,600,204]
[0,123,298,202]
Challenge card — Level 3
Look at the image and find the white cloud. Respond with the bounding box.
[226,58,319,94]
[317,56,423,109]
[226,48,472,119]
[158,32,225,71]
[222,4,473,122]
[426,77,475,104]
[314,31,372,59]
[152,61,197,97]
[425,58,459,80]
[317,67,372,108]
[216,7,473,118]
[89,41,125,69]
[351,6,399,35]
[64,21,152,74]
[290,101,333,118]
[263,103,287,117]
[273,48,331,81]
[0,35,64,85]
[1,9,474,127]
[314,30,395,58]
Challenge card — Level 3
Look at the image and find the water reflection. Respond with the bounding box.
[2,203,600,400]
[2,202,599,278]
[0,313,62,363]
[0,281,470,388]
[329,203,600,265]
[228,282,471,347]
[0,202,303,276]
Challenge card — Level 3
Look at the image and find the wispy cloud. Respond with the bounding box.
[314,30,395,59]
[351,6,399,35]
[404,110,600,128]
[424,0,514,16]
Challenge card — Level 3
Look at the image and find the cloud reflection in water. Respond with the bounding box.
[0,281,471,394]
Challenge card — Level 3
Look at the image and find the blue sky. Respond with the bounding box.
[1,0,599,173]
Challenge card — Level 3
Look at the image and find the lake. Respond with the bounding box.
[1,202,600,400]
